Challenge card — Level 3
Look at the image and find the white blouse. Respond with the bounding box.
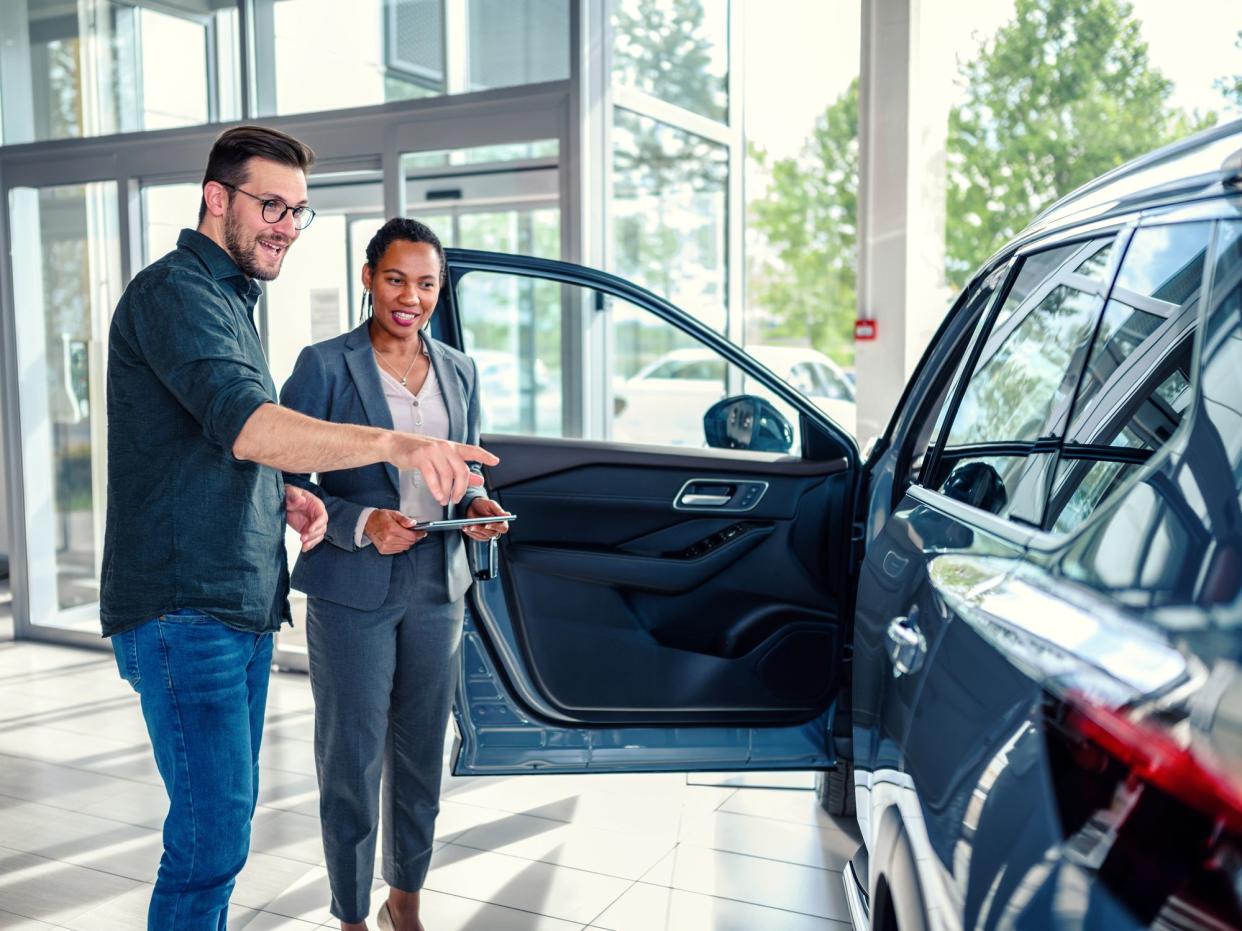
[354,342,452,546]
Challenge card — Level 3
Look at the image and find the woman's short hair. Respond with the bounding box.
[199,125,316,223]
[365,217,447,285]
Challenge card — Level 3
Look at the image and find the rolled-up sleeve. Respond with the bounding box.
[130,269,272,456]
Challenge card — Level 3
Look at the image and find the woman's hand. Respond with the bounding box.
[462,498,511,542]
[364,509,427,554]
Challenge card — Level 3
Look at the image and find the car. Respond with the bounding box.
[424,117,1242,931]
[613,345,857,444]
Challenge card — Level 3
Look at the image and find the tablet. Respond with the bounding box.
[413,514,516,532]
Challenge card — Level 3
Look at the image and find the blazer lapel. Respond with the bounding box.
[426,336,466,443]
[343,322,400,493]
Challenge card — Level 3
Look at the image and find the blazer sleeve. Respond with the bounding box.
[461,354,489,513]
[279,345,368,553]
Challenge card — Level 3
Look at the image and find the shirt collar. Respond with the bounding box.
[177,229,262,300]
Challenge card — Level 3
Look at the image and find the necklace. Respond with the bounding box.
[373,346,419,387]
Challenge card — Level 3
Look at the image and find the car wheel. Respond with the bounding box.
[815,760,855,817]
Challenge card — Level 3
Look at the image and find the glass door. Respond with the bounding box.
[404,142,562,436]
[260,149,562,670]
[8,181,121,634]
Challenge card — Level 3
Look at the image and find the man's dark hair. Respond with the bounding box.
[364,217,447,285]
[198,125,316,223]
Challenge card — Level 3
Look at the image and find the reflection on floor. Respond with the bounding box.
[0,638,859,931]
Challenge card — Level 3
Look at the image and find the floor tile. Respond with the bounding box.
[641,846,848,921]
[718,787,847,829]
[425,844,630,925]
[250,808,327,867]
[452,811,674,880]
[230,904,323,930]
[231,851,323,912]
[0,910,60,930]
[0,848,144,926]
[56,882,151,931]
[589,883,850,931]
[676,808,859,871]
[0,798,160,881]
[379,889,585,930]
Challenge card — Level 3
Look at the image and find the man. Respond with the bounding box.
[101,125,497,930]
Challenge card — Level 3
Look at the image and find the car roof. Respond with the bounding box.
[1022,118,1242,239]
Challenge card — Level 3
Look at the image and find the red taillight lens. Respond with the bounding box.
[1064,693,1242,836]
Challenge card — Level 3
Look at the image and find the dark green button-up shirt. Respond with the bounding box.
[101,229,290,637]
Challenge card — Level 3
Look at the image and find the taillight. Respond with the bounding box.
[1064,692,1242,836]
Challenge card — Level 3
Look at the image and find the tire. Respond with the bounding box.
[816,759,855,817]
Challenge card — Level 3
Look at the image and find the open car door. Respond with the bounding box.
[437,250,861,775]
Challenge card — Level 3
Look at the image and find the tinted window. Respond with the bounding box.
[1060,220,1242,610]
[933,238,1113,522]
[1047,223,1209,535]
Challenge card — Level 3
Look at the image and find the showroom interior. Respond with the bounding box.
[0,1,1240,929]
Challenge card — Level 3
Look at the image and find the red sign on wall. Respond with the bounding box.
[854,319,878,341]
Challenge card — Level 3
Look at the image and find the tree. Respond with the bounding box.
[1215,30,1242,108]
[748,0,1213,361]
[748,79,858,364]
[945,0,1212,285]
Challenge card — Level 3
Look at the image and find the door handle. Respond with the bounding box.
[679,493,731,507]
[886,611,926,677]
[471,537,499,581]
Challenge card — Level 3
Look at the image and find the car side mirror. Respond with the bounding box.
[703,395,794,453]
[941,460,1008,514]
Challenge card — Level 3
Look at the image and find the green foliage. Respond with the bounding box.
[1214,30,1242,107]
[748,79,859,366]
[748,0,1219,361]
[613,0,727,120]
[945,0,1212,286]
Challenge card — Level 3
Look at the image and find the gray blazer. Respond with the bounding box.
[279,322,486,608]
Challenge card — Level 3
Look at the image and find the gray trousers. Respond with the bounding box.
[306,534,465,924]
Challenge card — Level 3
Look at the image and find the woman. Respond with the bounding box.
[280,217,510,931]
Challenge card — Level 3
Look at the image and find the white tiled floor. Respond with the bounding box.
[0,634,859,930]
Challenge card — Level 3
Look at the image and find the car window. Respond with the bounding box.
[788,362,820,396]
[1046,223,1210,535]
[1060,219,1242,610]
[455,268,806,451]
[811,362,852,400]
[931,237,1115,523]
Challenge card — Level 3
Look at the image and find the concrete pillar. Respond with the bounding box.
[856,0,954,447]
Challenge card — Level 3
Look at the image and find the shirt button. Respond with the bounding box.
[413,399,420,407]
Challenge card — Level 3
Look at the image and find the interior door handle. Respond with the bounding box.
[679,493,731,507]
[887,611,926,677]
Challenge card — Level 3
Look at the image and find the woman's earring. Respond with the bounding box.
[359,288,372,319]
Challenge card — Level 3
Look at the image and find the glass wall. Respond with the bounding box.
[742,0,861,431]
[0,0,240,145]
[8,181,121,630]
[608,0,735,427]
[255,0,570,117]
[612,0,729,121]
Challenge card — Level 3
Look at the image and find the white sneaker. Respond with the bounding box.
[377,901,394,931]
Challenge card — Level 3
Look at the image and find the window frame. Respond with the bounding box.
[919,222,1135,524]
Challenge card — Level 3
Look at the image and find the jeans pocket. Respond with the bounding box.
[111,630,142,692]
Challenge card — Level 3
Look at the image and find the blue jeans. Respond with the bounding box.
[112,609,274,931]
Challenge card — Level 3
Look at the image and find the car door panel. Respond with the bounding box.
[481,434,851,723]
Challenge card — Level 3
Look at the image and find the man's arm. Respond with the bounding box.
[233,403,497,505]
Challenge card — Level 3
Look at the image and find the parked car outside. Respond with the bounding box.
[613,344,857,444]
[432,118,1242,931]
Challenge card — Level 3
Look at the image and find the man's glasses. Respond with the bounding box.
[216,181,316,230]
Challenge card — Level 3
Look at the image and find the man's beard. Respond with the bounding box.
[223,207,287,281]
